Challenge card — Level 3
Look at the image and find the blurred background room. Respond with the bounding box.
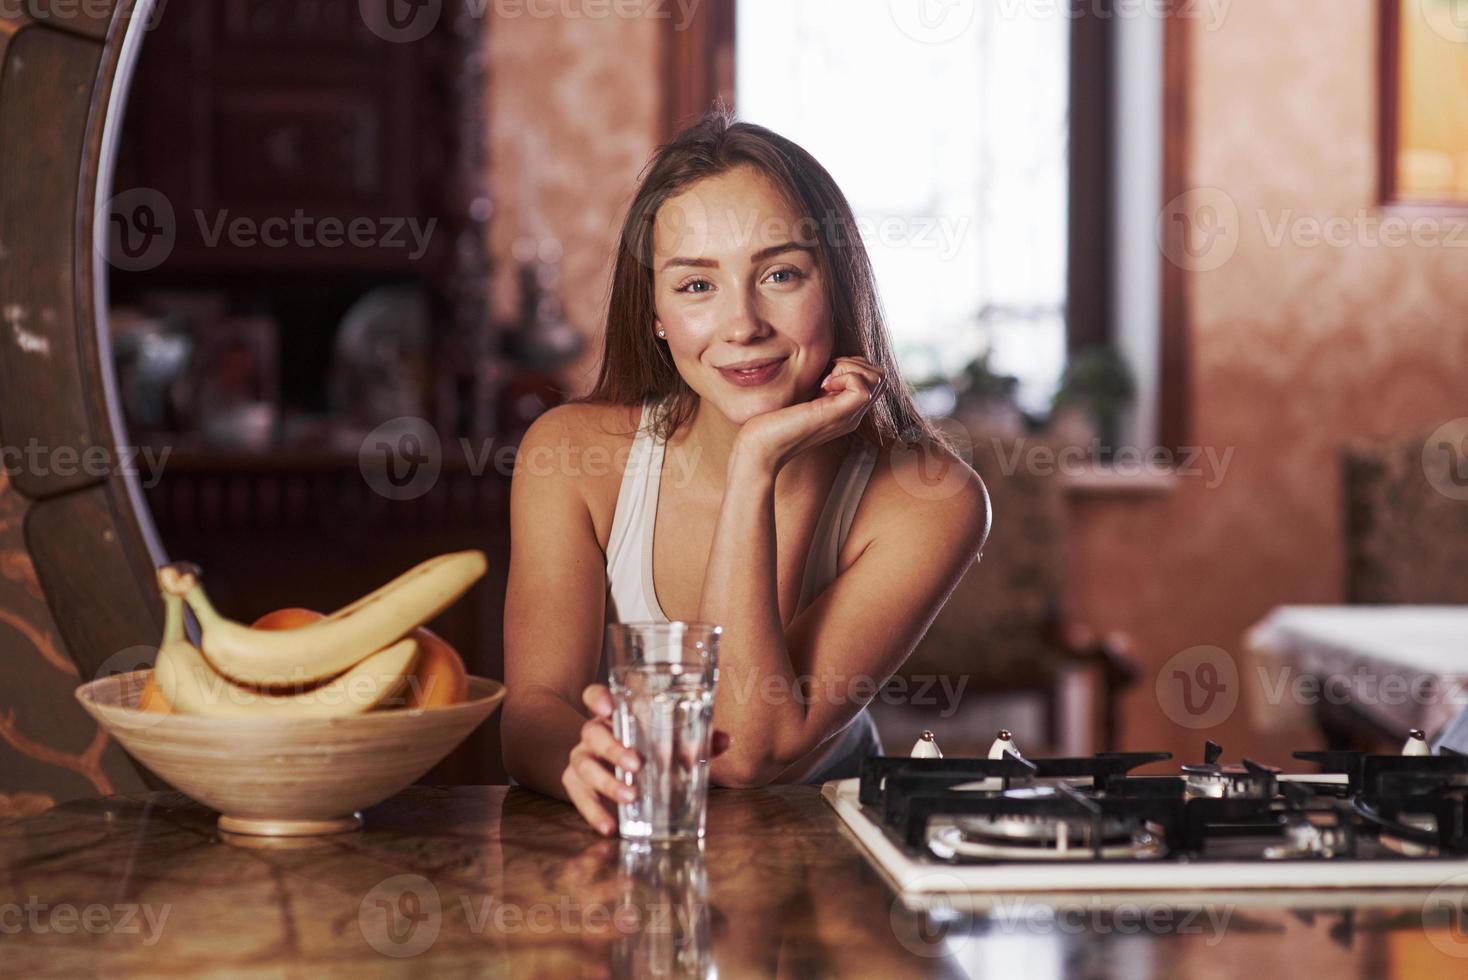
[3,0,1467,812]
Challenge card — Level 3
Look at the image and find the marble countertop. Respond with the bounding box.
[3,785,1467,977]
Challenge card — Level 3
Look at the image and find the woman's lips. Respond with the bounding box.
[716,357,786,387]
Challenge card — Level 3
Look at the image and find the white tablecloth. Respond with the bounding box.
[1245,606,1468,740]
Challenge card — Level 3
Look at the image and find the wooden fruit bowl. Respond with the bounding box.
[75,670,506,837]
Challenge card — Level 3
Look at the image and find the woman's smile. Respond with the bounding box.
[716,356,787,387]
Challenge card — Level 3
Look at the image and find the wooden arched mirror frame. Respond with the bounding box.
[1,1,170,801]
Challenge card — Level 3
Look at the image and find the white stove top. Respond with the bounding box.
[821,776,1468,902]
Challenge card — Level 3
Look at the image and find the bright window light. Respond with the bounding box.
[736,1,1070,415]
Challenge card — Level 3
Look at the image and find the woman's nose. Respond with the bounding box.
[718,288,772,344]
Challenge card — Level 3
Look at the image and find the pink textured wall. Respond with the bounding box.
[485,9,663,394]
[1071,0,1468,765]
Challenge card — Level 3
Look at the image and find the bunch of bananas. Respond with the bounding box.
[139,551,486,718]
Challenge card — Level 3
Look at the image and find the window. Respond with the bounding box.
[1381,0,1468,205]
[736,1,1070,414]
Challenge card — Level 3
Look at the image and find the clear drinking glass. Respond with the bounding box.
[606,621,721,841]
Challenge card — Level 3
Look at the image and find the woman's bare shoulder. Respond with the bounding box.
[518,399,643,454]
[857,436,990,548]
[514,401,647,546]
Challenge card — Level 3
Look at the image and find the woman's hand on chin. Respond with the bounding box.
[732,355,886,475]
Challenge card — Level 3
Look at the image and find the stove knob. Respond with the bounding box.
[910,730,942,759]
[988,730,1023,761]
[1403,729,1430,756]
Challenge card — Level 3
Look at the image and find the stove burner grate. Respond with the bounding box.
[858,737,1468,864]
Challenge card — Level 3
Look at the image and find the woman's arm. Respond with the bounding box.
[504,403,736,834]
[692,356,992,786]
[700,364,990,787]
[501,406,628,811]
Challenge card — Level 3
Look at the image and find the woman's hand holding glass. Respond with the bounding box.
[563,683,731,836]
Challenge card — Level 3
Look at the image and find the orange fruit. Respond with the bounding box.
[137,673,170,713]
[249,607,468,707]
[251,607,325,630]
[249,608,466,705]
[246,607,330,693]
[402,626,469,708]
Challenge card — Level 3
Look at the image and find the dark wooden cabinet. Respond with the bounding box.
[116,2,434,270]
[109,0,499,440]
[114,0,445,271]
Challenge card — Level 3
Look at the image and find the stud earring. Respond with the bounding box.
[657,329,666,339]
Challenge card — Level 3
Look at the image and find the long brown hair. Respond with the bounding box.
[582,105,947,452]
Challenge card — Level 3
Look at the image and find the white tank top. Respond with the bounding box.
[604,395,879,625]
[601,395,885,783]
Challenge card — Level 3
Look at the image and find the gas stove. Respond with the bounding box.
[822,730,1468,899]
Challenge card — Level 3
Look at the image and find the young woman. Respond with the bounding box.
[501,109,990,835]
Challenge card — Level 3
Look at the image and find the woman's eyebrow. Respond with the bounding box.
[660,241,814,272]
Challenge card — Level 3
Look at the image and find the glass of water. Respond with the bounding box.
[606,621,721,841]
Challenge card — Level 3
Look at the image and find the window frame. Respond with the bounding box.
[665,1,1193,451]
[1377,0,1468,213]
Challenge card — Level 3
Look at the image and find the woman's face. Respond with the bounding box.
[650,164,834,426]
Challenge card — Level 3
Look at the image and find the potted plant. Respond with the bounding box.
[950,349,1025,437]
[1050,346,1135,456]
